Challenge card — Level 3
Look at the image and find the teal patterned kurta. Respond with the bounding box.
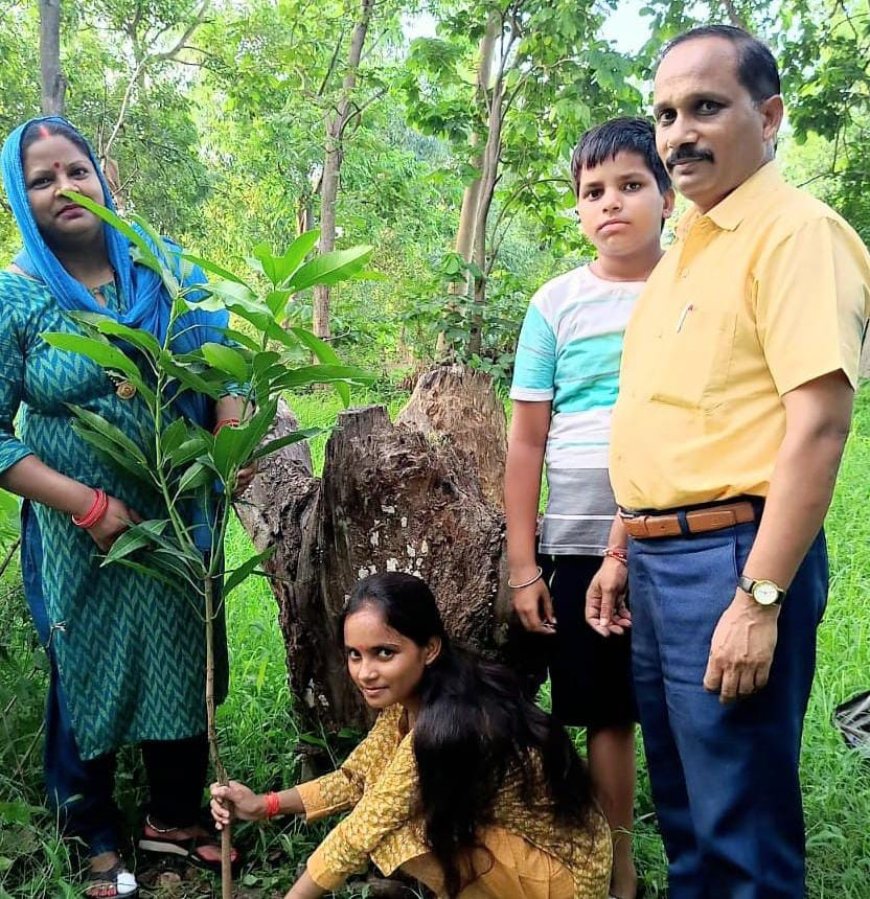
[0,270,227,760]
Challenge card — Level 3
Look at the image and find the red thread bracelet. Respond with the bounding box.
[263,791,280,819]
[72,489,109,529]
[213,417,240,435]
[603,546,628,566]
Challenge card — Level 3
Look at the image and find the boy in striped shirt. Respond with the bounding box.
[505,117,673,899]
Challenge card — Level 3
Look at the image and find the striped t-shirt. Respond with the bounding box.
[510,264,643,555]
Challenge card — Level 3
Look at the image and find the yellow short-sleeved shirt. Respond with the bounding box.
[610,162,870,511]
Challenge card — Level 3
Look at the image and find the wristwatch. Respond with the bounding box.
[737,575,786,607]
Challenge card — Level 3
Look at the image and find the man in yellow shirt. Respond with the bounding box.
[586,24,870,899]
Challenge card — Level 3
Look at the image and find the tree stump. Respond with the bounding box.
[235,365,517,733]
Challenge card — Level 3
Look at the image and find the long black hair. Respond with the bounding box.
[341,572,597,897]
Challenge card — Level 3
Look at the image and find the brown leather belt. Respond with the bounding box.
[620,501,756,540]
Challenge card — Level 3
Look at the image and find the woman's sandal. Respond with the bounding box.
[85,861,138,899]
[138,814,241,875]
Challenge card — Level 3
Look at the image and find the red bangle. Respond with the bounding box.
[72,488,109,529]
[263,791,280,819]
[603,546,628,565]
[213,418,240,435]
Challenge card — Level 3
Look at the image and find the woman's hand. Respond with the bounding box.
[233,462,257,497]
[86,494,143,552]
[210,780,265,829]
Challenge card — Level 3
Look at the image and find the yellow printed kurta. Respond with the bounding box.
[296,704,611,898]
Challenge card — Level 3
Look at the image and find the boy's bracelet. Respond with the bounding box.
[508,566,543,590]
[603,546,628,566]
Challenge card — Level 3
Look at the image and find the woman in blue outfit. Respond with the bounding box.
[0,117,249,898]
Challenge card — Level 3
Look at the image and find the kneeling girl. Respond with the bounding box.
[211,572,611,898]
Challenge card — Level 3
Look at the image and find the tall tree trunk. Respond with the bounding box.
[313,0,374,340]
[467,13,509,358]
[39,0,66,115]
[435,11,501,360]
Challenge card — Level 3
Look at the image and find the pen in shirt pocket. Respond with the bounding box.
[676,302,695,333]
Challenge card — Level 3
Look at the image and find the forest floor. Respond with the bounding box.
[1,385,868,898]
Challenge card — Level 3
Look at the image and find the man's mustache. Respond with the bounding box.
[666,147,715,169]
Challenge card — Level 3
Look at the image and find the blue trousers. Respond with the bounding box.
[21,504,208,856]
[629,521,827,899]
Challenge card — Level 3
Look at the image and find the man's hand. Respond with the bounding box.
[703,590,780,703]
[512,578,557,634]
[585,557,631,637]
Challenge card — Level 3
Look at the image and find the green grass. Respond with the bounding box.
[1,385,869,897]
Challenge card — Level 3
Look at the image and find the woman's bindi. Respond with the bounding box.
[53,162,61,169]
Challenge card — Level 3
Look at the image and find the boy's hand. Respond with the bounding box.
[512,579,557,635]
[586,558,631,637]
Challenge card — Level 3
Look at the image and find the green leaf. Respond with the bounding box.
[131,214,180,296]
[252,229,320,286]
[102,519,170,565]
[68,423,154,485]
[265,289,292,318]
[220,328,261,353]
[286,246,373,293]
[168,434,209,467]
[211,423,250,481]
[158,353,224,399]
[41,332,142,380]
[0,488,20,540]
[181,253,250,287]
[68,314,162,359]
[221,400,279,466]
[150,548,204,587]
[177,461,213,493]
[61,191,163,275]
[222,545,276,596]
[270,364,374,392]
[160,418,189,457]
[200,343,250,383]
[68,405,151,471]
[205,281,273,330]
[288,327,350,405]
[250,428,322,462]
[0,801,34,826]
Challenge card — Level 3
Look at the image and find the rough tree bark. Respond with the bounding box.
[236,366,519,733]
[39,0,66,115]
[313,0,374,341]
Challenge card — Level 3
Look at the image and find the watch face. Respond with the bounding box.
[753,581,780,606]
